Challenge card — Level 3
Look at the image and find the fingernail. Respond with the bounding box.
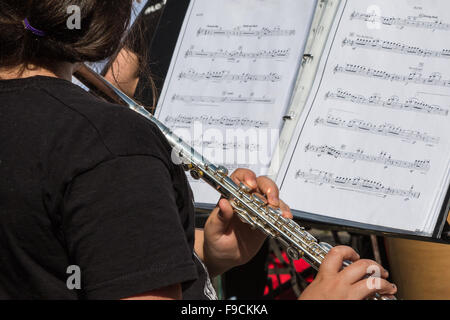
[270,195,280,206]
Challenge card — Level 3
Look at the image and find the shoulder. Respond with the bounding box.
[38,78,173,164]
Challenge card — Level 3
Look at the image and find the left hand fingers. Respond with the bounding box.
[252,178,292,218]
[230,169,292,218]
[255,176,280,207]
[230,169,257,191]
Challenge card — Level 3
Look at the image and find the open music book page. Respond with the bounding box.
[276,0,450,236]
[155,0,317,204]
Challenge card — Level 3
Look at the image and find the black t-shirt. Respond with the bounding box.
[0,76,216,300]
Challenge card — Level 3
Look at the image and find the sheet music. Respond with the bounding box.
[156,0,317,204]
[277,0,450,235]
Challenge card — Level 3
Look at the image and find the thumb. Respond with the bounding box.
[207,198,235,236]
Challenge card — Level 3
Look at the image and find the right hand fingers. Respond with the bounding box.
[338,259,389,284]
[319,246,360,275]
[350,277,397,300]
[279,199,292,219]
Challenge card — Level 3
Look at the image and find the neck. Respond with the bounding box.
[0,62,77,81]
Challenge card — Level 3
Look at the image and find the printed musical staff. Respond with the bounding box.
[191,139,261,152]
[185,47,290,61]
[197,26,296,38]
[178,69,282,82]
[295,169,421,199]
[342,36,450,60]
[334,64,450,88]
[326,89,449,116]
[155,0,319,205]
[350,11,450,31]
[273,0,450,234]
[172,94,275,105]
[314,115,440,145]
[165,114,269,128]
[304,143,431,172]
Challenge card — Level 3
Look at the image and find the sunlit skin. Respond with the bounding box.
[104,49,140,97]
[0,62,77,81]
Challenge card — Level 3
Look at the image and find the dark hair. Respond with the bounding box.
[0,0,134,69]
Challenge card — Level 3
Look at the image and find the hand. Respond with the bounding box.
[299,246,397,300]
[202,169,292,277]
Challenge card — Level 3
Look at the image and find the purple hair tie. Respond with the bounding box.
[23,18,46,37]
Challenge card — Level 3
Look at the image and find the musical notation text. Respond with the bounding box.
[334,64,450,87]
[305,143,431,172]
[314,115,440,145]
[342,36,450,59]
[172,94,275,105]
[165,114,270,128]
[326,89,449,116]
[197,26,296,38]
[178,69,282,82]
[185,47,291,61]
[350,11,450,31]
[295,169,421,199]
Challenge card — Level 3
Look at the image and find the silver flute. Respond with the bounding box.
[74,64,394,300]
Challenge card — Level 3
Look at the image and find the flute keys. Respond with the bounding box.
[319,242,333,253]
[217,165,229,176]
[286,247,303,260]
[252,194,266,206]
[239,182,252,193]
[190,169,203,180]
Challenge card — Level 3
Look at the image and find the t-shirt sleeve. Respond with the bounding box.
[61,155,198,299]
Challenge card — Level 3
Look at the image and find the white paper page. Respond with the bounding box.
[155,0,317,205]
[277,0,450,236]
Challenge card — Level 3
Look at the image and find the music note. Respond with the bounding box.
[350,11,450,31]
[197,26,296,38]
[185,47,291,62]
[165,114,270,128]
[295,169,421,200]
[304,143,431,172]
[178,69,282,83]
[314,115,440,145]
[190,138,262,152]
[172,93,275,105]
[342,36,450,60]
[274,0,450,235]
[326,89,449,116]
[334,64,450,88]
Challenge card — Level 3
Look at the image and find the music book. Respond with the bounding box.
[155,0,450,241]
[155,0,318,204]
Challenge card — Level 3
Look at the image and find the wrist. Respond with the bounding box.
[195,228,233,277]
[202,242,239,278]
